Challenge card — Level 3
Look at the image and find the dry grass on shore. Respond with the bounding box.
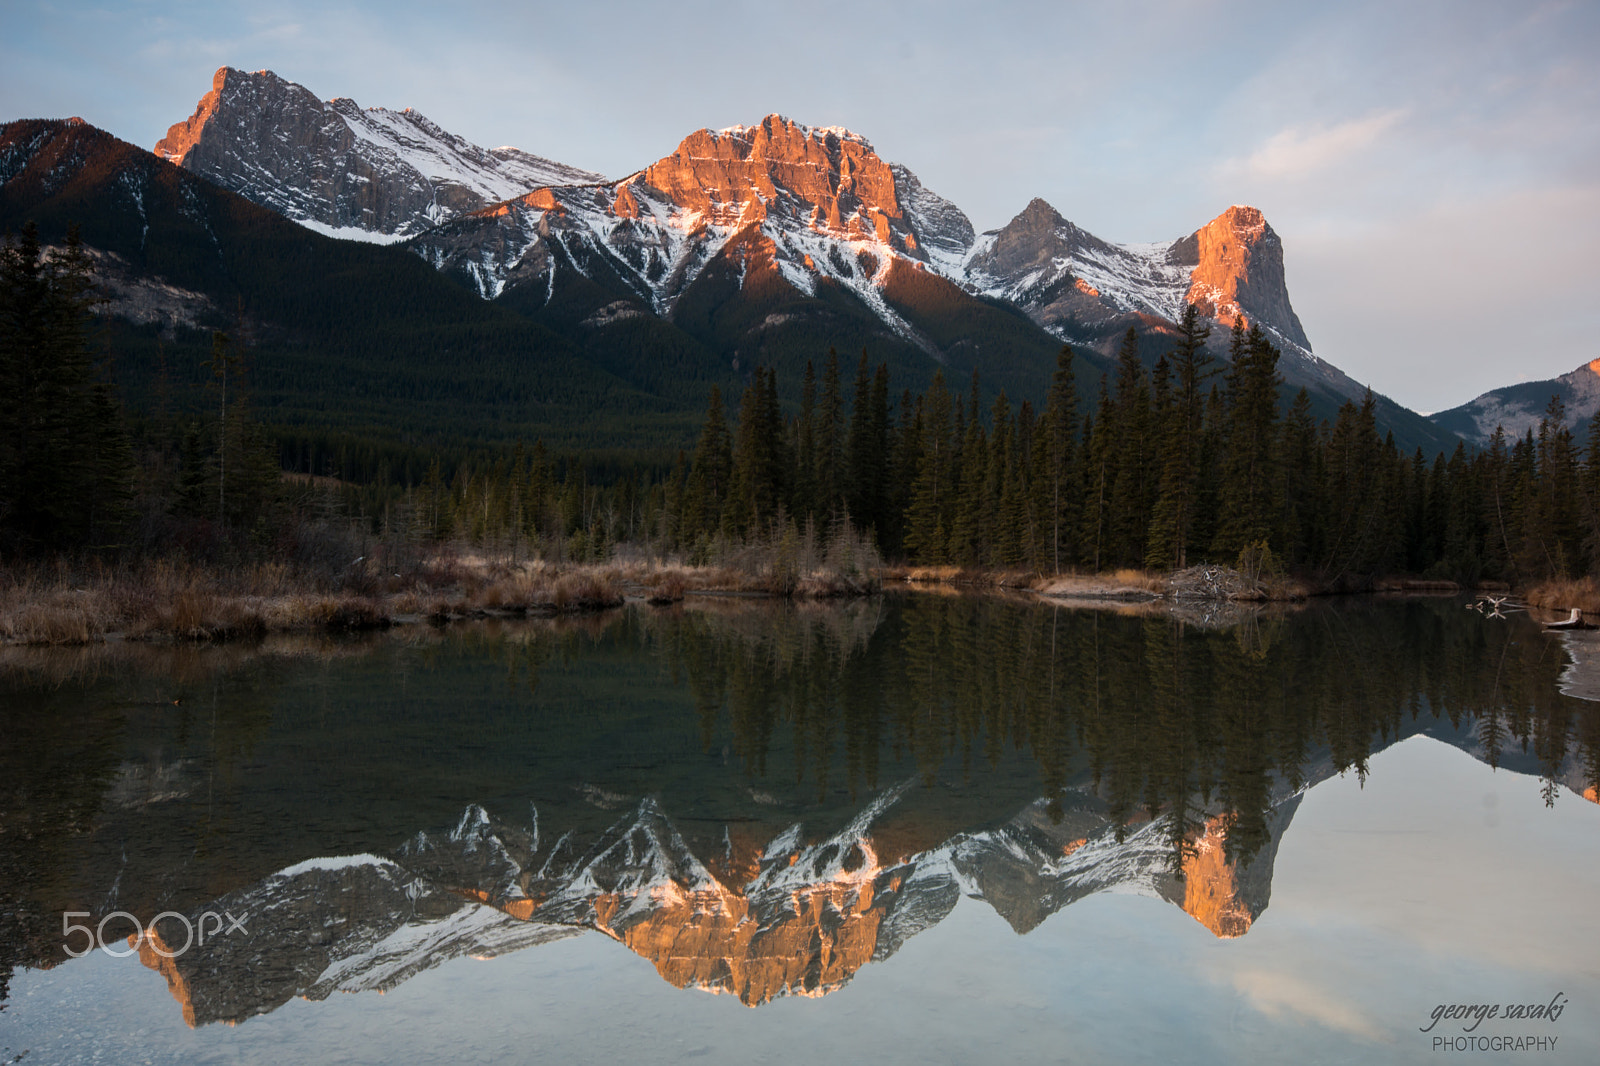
[0,535,885,646]
[881,565,1043,590]
[0,555,634,646]
[1522,576,1600,615]
[1033,568,1170,598]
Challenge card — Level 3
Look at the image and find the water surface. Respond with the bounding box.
[1,595,1597,1063]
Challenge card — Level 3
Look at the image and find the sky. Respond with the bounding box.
[3,0,1598,414]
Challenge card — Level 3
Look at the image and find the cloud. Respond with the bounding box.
[1222,110,1408,181]
[1232,968,1382,1040]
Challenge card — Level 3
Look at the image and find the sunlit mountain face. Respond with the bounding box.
[137,67,1458,454]
[2,595,1596,1031]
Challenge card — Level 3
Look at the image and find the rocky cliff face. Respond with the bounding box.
[962,197,1193,339]
[410,124,1347,405]
[1183,205,1310,351]
[155,67,604,240]
[411,114,974,335]
[957,196,1450,440]
[964,200,1311,356]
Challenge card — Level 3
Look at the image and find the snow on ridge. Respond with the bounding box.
[712,116,872,148]
[294,218,407,245]
[961,220,1193,327]
[275,853,395,879]
[336,103,603,206]
[1072,238,1191,320]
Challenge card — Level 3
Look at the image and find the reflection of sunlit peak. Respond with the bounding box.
[135,928,199,1029]
[1180,816,1254,939]
[1584,785,1598,805]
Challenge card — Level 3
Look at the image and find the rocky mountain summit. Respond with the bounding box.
[961,198,1401,417]
[156,67,604,240]
[412,114,974,323]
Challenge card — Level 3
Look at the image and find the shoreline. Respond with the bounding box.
[0,554,1529,648]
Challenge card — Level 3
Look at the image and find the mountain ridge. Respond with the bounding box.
[155,67,605,241]
[1429,359,1600,444]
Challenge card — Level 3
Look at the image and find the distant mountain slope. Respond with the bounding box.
[156,67,605,241]
[0,117,689,451]
[1429,360,1600,444]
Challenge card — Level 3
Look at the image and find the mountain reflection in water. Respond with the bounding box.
[1,595,1596,1025]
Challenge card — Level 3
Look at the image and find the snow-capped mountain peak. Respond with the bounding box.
[155,67,605,241]
[409,113,977,334]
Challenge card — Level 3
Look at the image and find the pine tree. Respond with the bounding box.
[1143,354,1178,569]
[905,372,955,563]
[0,222,133,552]
[1278,388,1321,569]
[1213,324,1282,558]
[725,368,789,537]
[1106,329,1152,567]
[864,362,891,540]
[795,360,817,519]
[683,386,732,540]
[1037,345,1081,572]
[882,387,919,558]
[815,349,844,517]
[526,440,553,540]
[948,410,989,565]
[175,423,210,519]
[1482,425,1516,577]
[1535,395,1581,578]
[1082,378,1113,572]
[1146,305,1213,569]
[205,331,241,527]
[845,351,878,533]
[1582,409,1600,572]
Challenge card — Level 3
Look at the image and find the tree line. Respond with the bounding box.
[650,307,1600,584]
[8,213,1600,588]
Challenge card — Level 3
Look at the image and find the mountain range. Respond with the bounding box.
[2,66,1473,457]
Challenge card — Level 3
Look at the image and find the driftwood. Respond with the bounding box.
[1544,608,1595,631]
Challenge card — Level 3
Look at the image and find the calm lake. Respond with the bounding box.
[2,594,1597,1064]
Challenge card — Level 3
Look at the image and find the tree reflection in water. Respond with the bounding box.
[1,595,1597,1016]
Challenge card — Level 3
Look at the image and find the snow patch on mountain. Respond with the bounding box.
[294,218,406,245]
